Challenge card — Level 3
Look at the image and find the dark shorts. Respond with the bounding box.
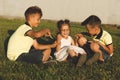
[100,46,110,60]
[16,49,43,64]
[82,42,110,60]
[82,42,95,59]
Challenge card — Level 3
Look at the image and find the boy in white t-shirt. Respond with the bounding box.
[76,15,114,65]
[7,6,56,64]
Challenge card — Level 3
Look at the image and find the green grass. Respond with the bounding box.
[0,18,120,80]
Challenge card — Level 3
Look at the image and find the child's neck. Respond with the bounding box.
[61,35,68,39]
[26,21,33,28]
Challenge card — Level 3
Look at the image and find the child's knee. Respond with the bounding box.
[68,49,76,57]
[90,43,100,52]
[47,48,51,52]
[68,48,73,52]
[44,48,51,55]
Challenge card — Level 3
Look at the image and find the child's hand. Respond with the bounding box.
[93,39,101,45]
[44,29,53,39]
[57,34,62,40]
[92,39,103,46]
[50,41,57,48]
[45,32,52,38]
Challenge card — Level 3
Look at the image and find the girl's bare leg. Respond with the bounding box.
[68,49,78,57]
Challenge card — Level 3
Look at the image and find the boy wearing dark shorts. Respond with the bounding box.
[76,15,114,66]
[7,6,56,64]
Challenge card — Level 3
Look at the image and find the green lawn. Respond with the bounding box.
[0,18,120,80]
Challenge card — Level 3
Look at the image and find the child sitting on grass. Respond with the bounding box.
[7,6,56,64]
[54,19,86,67]
[76,15,114,65]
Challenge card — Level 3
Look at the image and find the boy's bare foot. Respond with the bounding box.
[99,58,104,62]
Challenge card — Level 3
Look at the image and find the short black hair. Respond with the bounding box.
[24,6,43,20]
[57,19,70,31]
[81,15,101,27]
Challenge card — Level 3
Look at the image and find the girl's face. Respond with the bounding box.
[60,24,70,38]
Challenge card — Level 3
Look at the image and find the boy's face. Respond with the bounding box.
[60,25,70,38]
[28,13,41,27]
[86,24,98,36]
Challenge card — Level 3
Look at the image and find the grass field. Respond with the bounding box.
[0,18,120,80]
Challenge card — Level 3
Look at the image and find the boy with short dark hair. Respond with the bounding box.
[76,15,114,65]
[7,6,57,64]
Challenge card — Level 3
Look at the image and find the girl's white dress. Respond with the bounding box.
[54,36,86,61]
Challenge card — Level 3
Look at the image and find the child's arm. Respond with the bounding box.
[56,34,62,52]
[75,39,79,46]
[71,37,75,46]
[95,41,114,56]
[106,44,114,56]
[26,29,51,38]
[33,40,57,50]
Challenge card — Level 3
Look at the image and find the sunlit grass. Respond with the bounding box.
[0,18,120,80]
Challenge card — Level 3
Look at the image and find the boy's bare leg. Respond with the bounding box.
[86,43,102,65]
[90,43,104,61]
[98,50,104,61]
[42,48,51,63]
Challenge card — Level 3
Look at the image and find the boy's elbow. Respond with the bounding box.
[110,49,114,55]
[110,44,114,53]
[33,40,39,50]
[108,44,114,55]
[33,43,39,50]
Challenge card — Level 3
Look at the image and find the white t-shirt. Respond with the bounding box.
[93,30,112,46]
[7,24,34,61]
